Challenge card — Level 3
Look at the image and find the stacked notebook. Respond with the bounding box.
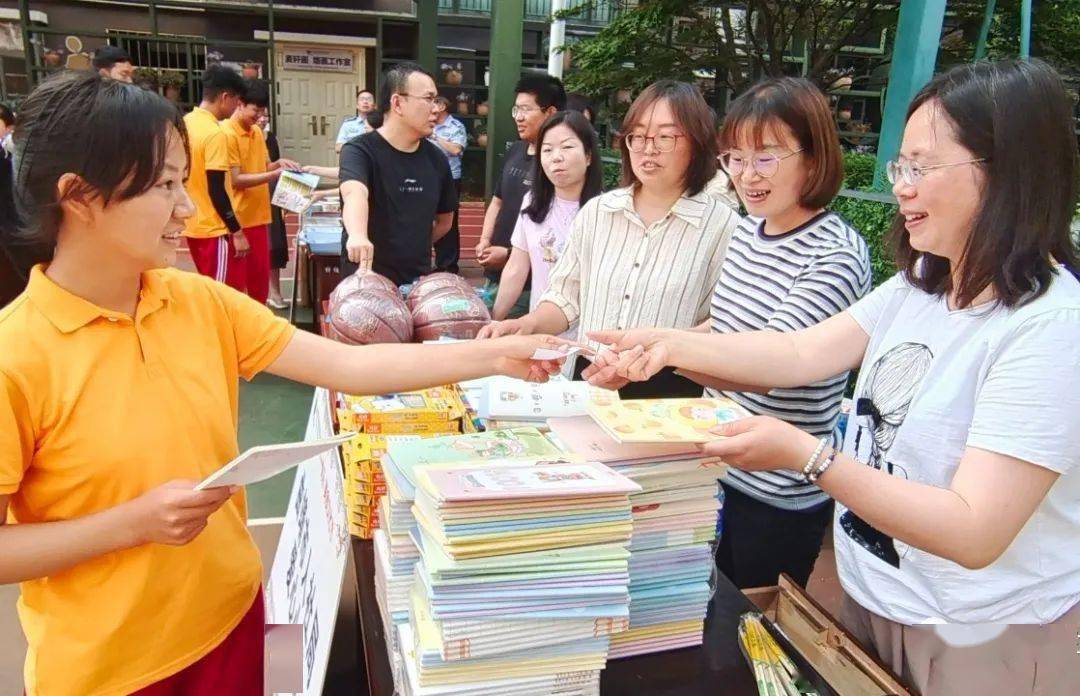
[549,415,729,658]
[476,377,599,432]
[403,460,641,694]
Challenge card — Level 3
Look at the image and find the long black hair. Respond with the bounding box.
[522,110,603,224]
[892,59,1079,309]
[1,71,187,276]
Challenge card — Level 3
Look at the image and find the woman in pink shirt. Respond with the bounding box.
[492,111,603,323]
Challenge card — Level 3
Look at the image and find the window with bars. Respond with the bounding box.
[105,29,208,73]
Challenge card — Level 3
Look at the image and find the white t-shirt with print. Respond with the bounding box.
[837,270,1080,624]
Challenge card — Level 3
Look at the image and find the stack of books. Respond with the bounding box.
[335,386,473,537]
[550,412,736,659]
[374,429,571,682]
[476,377,597,432]
[402,460,642,695]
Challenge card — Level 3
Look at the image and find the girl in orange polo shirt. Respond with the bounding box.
[0,72,562,696]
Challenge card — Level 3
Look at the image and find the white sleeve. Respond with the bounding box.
[846,273,908,336]
[967,308,1080,474]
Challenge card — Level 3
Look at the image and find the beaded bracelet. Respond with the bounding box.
[809,446,838,484]
[801,438,828,483]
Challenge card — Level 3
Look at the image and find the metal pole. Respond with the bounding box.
[485,0,523,198]
[416,0,438,74]
[547,0,566,78]
[1019,0,1032,59]
[974,0,996,60]
[268,0,276,118]
[150,0,159,37]
[18,0,36,87]
[872,0,946,189]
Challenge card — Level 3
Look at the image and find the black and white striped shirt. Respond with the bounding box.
[708,211,872,510]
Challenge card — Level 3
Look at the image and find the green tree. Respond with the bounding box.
[563,1,895,116]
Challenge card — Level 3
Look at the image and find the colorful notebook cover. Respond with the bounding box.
[417,461,640,503]
[547,415,701,462]
[586,397,752,443]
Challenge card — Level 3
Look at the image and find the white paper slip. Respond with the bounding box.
[530,345,582,362]
[196,433,355,490]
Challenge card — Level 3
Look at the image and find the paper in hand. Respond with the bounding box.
[529,345,582,361]
[196,433,354,490]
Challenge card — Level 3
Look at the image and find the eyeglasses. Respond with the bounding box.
[719,149,803,178]
[399,93,437,107]
[625,133,684,154]
[885,157,987,187]
[511,105,542,119]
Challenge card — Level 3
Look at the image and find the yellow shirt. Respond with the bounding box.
[0,266,297,695]
[222,117,273,229]
[183,107,231,239]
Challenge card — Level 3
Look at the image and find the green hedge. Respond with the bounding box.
[828,192,897,288]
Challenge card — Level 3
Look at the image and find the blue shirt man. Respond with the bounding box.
[429,97,469,273]
[335,89,376,153]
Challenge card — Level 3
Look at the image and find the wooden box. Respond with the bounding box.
[743,575,912,696]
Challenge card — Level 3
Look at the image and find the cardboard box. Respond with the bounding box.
[743,575,913,696]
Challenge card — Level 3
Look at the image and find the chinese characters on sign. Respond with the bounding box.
[282,47,355,73]
[268,389,350,695]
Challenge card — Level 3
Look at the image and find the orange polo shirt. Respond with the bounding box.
[222,117,273,229]
[183,106,231,239]
[0,266,296,695]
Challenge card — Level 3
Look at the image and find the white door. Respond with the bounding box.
[275,44,365,167]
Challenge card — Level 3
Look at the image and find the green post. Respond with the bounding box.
[484,0,523,199]
[18,0,35,87]
[1019,0,1032,59]
[417,0,438,74]
[974,0,996,60]
[873,0,946,189]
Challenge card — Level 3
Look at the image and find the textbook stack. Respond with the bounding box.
[335,386,472,538]
[550,413,734,658]
[476,377,596,432]
[402,460,641,695]
[372,428,571,681]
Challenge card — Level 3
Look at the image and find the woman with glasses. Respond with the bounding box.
[480,80,740,397]
[674,77,871,591]
[584,59,1080,695]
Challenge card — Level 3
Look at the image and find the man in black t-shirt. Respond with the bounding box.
[339,62,458,285]
[475,73,566,316]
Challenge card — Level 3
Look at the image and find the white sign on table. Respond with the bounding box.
[267,388,350,696]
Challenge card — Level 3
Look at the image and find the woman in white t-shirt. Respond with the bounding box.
[582,59,1080,695]
[491,111,603,324]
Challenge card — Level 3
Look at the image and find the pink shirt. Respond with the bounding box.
[510,192,580,312]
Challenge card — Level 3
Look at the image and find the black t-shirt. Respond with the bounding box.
[339,130,458,285]
[487,140,534,282]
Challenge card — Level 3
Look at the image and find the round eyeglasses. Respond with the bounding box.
[719,149,803,178]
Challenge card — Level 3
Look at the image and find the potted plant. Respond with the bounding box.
[441,62,463,86]
[476,101,489,117]
[159,71,186,102]
[475,121,488,148]
[456,92,470,116]
[133,67,160,92]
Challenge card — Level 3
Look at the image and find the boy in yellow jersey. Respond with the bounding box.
[221,79,299,305]
[182,64,247,290]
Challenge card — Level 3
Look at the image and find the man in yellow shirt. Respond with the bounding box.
[221,80,299,305]
[183,64,247,291]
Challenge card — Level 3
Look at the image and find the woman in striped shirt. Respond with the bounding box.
[596,77,872,589]
[479,80,740,398]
